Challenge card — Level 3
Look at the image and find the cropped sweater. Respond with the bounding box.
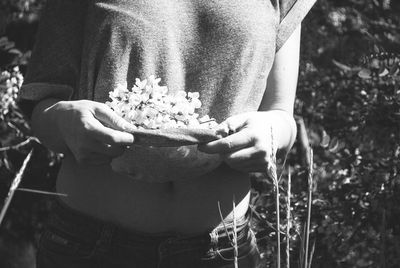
[20,0,315,123]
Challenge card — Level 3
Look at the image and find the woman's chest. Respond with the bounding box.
[87,0,278,45]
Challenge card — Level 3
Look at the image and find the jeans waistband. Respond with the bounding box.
[48,198,251,252]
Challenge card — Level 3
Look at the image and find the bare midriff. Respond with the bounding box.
[56,152,251,234]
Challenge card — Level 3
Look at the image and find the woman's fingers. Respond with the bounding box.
[89,103,136,145]
[198,111,280,173]
[222,147,267,163]
[199,128,274,172]
[93,103,136,132]
[52,100,134,165]
[222,147,271,172]
[88,117,134,145]
[198,128,254,154]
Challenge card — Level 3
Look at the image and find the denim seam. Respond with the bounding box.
[39,230,94,259]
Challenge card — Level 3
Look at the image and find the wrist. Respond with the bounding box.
[262,110,297,153]
[31,98,69,153]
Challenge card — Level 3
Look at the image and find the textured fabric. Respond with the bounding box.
[22,0,87,98]
[124,128,221,147]
[37,199,261,268]
[20,0,315,123]
[280,0,298,21]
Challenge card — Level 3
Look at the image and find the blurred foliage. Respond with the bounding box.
[0,0,58,251]
[0,0,399,267]
[252,0,400,267]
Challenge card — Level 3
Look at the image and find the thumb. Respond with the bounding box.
[93,104,136,132]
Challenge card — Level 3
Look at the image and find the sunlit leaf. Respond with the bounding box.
[0,40,15,51]
[389,64,399,76]
[358,69,372,79]
[370,58,380,69]
[7,48,22,56]
[373,44,381,54]
[0,36,10,46]
[320,130,330,148]
[378,66,389,77]
[328,137,340,153]
[332,59,353,72]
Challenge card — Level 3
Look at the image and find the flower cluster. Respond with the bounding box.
[106,76,217,129]
[0,66,23,115]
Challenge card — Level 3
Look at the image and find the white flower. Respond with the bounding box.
[106,76,217,129]
[135,78,147,90]
[110,83,129,100]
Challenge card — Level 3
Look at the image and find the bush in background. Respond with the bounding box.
[0,0,399,267]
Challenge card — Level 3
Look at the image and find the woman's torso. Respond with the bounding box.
[58,154,251,234]
[59,0,279,234]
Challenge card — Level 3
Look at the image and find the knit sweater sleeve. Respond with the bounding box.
[19,0,87,102]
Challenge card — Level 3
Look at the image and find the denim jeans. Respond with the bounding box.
[37,199,261,268]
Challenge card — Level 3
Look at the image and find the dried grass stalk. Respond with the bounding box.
[16,188,68,197]
[303,149,313,268]
[266,126,281,268]
[232,198,238,268]
[286,168,292,268]
[296,117,316,268]
[0,149,33,226]
[217,200,239,268]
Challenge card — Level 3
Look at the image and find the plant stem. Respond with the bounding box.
[268,160,281,268]
[267,126,280,268]
[217,201,238,268]
[275,176,281,268]
[297,118,315,268]
[303,149,313,268]
[308,240,316,268]
[0,137,39,152]
[286,168,291,268]
[16,188,68,197]
[217,201,232,244]
[299,225,305,268]
[380,207,387,268]
[0,149,33,226]
[233,197,238,268]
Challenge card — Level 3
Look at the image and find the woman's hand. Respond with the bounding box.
[32,99,135,165]
[198,26,301,173]
[198,110,296,173]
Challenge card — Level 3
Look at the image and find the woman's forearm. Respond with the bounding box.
[259,25,301,154]
[259,25,301,114]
